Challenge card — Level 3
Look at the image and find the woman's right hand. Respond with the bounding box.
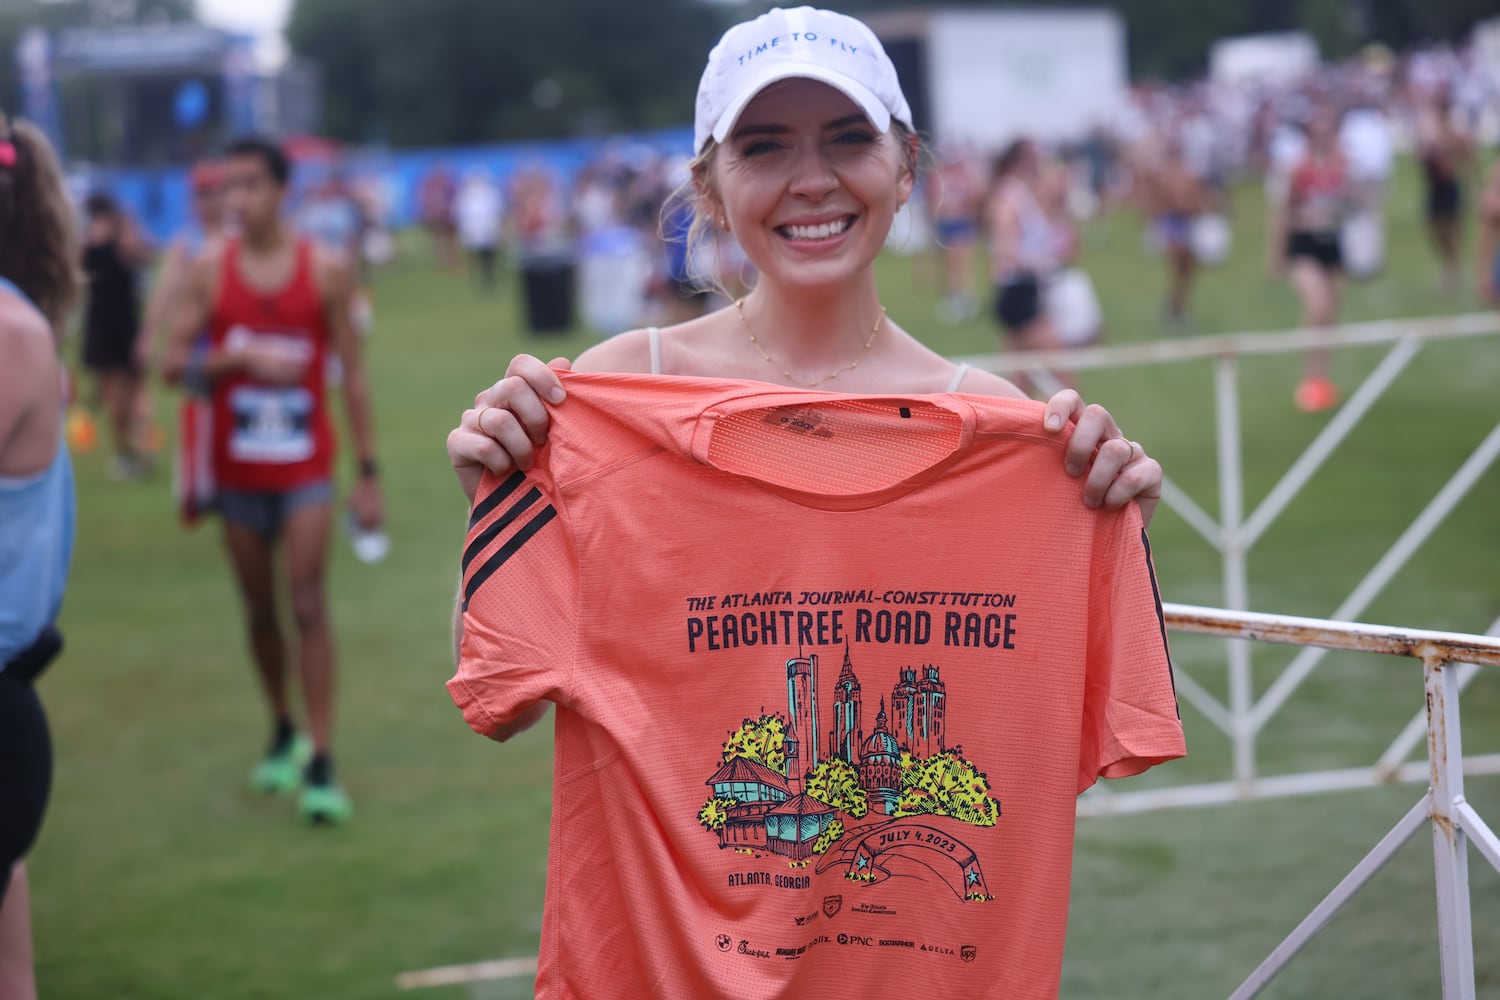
[448,354,570,503]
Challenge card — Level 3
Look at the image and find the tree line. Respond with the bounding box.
[286,0,1500,146]
[2,0,1492,151]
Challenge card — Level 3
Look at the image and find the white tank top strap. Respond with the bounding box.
[647,327,662,375]
[944,362,971,393]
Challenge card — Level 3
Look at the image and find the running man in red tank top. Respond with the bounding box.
[163,137,384,824]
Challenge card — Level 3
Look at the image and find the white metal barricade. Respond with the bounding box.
[1158,603,1500,1000]
[956,312,1500,812]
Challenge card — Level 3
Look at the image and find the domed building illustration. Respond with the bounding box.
[823,646,952,815]
[700,644,979,851]
[858,698,902,814]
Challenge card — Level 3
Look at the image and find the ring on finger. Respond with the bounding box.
[476,406,495,434]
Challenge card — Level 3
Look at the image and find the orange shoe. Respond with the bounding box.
[1295,376,1339,413]
[66,406,97,452]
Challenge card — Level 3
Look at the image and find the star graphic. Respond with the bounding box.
[856,854,869,870]
[966,869,980,885]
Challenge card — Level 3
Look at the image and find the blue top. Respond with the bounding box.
[0,276,76,668]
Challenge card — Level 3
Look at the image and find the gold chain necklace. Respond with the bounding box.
[735,298,886,389]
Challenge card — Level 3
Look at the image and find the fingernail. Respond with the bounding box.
[1066,463,1082,477]
[549,388,565,403]
[1084,495,1100,508]
[1046,415,1063,431]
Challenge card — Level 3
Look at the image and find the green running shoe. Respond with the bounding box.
[249,733,312,794]
[298,782,353,825]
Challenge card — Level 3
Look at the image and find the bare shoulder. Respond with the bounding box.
[193,237,226,271]
[572,328,656,373]
[951,366,1027,399]
[877,323,1024,398]
[195,231,229,264]
[183,241,225,303]
[0,293,53,355]
[572,312,732,374]
[0,292,57,406]
[310,243,354,296]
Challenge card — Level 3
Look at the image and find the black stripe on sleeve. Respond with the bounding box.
[468,471,526,530]
[1141,527,1179,716]
[462,505,558,612]
[462,487,542,573]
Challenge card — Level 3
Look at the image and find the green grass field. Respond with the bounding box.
[33,156,1500,999]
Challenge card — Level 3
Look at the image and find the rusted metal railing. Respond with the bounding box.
[961,313,1500,809]
[1159,603,1500,1000]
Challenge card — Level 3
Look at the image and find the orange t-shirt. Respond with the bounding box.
[451,371,1185,1000]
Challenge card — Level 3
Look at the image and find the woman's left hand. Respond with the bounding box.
[1041,389,1161,527]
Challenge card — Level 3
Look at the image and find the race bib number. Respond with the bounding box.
[223,325,318,465]
[228,385,315,464]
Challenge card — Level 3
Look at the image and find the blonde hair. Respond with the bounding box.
[664,120,926,295]
[0,115,81,333]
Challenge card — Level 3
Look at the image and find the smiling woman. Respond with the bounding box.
[447,6,1159,513]
[711,85,911,307]
[441,13,1172,993]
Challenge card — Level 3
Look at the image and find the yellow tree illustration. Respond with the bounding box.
[895,750,1001,827]
[720,714,788,775]
[805,758,869,819]
[812,819,845,855]
[698,796,738,832]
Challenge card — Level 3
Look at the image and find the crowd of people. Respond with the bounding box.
[73,34,1500,426]
[411,150,754,332]
[366,36,1500,417]
[905,39,1500,412]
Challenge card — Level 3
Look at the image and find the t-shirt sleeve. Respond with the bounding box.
[1078,506,1186,792]
[448,468,577,738]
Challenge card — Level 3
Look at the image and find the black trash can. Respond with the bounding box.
[520,255,576,334]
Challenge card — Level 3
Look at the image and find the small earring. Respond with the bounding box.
[720,217,731,233]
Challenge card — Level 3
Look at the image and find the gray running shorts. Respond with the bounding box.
[216,480,333,541]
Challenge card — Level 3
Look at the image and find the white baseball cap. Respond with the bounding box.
[694,6,914,154]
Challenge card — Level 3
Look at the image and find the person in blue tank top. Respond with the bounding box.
[0,112,80,1000]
